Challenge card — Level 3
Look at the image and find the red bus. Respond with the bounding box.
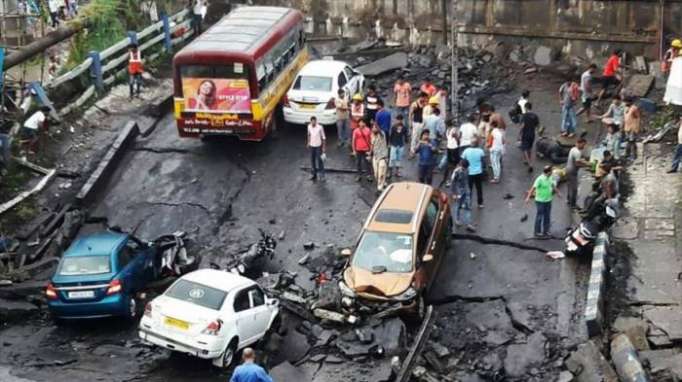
[173,6,308,141]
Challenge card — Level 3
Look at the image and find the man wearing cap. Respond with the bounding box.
[423,94,439,119]
[335,89,350,147]
[525,165,561,238]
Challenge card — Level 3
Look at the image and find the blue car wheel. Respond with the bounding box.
[126,296,138,320]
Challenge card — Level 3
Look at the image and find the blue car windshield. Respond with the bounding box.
[351,231,414,273]
[59,255,111,276]
[165,279,227,311]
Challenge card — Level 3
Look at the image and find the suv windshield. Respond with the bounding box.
[165,279,227,310]
[59,256,111,276]
[293,75,332,92]
[351,231,413,273]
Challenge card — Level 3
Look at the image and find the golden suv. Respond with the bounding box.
[339,182,451,317]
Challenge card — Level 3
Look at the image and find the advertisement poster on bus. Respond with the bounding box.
[182,78,251,113]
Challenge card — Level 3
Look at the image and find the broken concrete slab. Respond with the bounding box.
[623,74,654,98]
[612,316,649,351]
[565,341,618,382]
[627,241,682,306]
[643,306,682,342]
[533,46,555,66]
[503,332,546,378]
[281,328,312,363]
[356,52,408,77]
[506,301,533,332]
[270,361,311,381]
[0,298,39,322]
[639,349,681,375]
[371,317,406,356]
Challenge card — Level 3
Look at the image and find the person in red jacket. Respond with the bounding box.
[128,44,144,99]
[597,49,623,104]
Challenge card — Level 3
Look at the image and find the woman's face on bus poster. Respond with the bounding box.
[183,78,252,113]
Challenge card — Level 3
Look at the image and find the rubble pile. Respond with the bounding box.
[408,300,566,381]
[345,43,518,112]
[255,244,421,382]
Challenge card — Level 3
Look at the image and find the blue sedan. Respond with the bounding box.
[46,231,160,320]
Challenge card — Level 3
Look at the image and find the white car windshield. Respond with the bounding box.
[351,231,413,273]
[293,75,332,92]
[165,279,227,310]
[59,255,111,275]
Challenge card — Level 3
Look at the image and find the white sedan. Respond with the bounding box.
[138,269,279,368]
[283,59,364,126]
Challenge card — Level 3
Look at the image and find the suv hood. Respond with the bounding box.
[343,267,413,298]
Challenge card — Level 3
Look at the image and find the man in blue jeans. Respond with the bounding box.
[525,165,561,237]
[230,348,272,382]
[450,159,475,232]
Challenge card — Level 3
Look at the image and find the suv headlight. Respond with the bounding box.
[338,280,356,298]
[393,287,417,302]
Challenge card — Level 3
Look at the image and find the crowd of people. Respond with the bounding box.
[305,45,649,238]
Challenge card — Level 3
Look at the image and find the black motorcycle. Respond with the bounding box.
[564,197,618,257]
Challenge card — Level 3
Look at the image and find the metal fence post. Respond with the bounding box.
[161,13,172,51]
[127,31,138,46]
[88,51,103,91]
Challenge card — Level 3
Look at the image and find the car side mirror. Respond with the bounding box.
[266,298,278,306]
[422,254,434,262]
[340,248,352,257]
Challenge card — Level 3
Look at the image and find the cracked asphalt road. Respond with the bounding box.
[0,76,590,381]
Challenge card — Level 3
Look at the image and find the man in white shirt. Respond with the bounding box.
[459,113,479,153]
[307,116,326,181]
[517,90,530,114]
[668,116,682,174]
[48,0,60,27]
[21,106,50,154]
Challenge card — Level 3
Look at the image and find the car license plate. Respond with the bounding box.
[300,104,316,110]
[165,317,189,330]
[68,290,94,299]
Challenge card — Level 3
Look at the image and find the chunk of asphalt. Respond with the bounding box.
[270,361,311,381]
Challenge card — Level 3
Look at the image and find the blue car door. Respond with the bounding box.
[117,241,145,293]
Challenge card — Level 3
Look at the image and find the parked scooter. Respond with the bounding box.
[564,197,618,257]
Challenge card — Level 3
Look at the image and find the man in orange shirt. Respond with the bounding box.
[128,43,144,99]
[420,77,437,97]
[393,76,411,126]
[597,49,623,104]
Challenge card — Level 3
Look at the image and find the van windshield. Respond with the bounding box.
[351,231,413,273]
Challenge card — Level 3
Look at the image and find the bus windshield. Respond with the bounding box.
[180,64,251,113]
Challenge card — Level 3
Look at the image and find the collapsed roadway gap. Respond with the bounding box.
[450,233,550,254]
[428,293,534,335]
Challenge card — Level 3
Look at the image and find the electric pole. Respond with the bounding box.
[450,0,458,125]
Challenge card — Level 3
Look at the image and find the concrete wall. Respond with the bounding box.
[244,0,682,63]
